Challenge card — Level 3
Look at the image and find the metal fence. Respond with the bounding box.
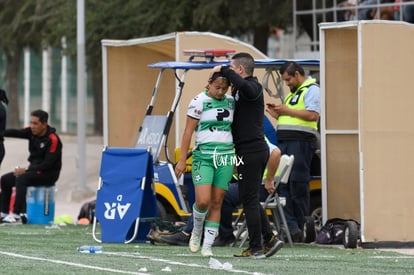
[293,0,414,54]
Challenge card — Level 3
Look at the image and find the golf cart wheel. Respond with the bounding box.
[343,220,358,249]
[302,216,316,243]
[311,206,322,234]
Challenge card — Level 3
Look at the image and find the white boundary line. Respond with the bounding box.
[370,255,414,259]
[0,251,149,275]
[0,250,268,275]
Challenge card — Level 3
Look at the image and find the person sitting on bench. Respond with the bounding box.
[0,109,62,224]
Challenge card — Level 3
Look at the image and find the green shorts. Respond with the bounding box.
[191,149,235,190]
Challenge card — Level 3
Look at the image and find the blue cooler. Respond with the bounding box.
[26,186,55,224]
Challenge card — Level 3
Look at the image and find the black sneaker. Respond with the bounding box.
[159,231,190,246]
[234,248,266,259]
[263,234,284,257]
[147,228,162,243]
[20,213,28,224]
[213,235,236,247]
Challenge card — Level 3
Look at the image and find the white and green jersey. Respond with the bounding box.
[187,91,235,154]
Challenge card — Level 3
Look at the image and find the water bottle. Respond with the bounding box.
[76,245,103,254]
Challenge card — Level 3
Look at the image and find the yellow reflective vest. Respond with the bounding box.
[277,78,318,131]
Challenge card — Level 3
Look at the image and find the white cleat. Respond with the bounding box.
[201,247,214,257]
[189,234,201,252]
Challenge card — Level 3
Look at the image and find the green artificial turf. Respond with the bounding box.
[0,223,413,275]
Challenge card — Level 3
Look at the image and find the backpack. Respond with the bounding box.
[77,199,96,222]
[315,218,359,245]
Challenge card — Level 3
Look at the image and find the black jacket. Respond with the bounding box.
[221,66,267,154]
[5,126,62,174]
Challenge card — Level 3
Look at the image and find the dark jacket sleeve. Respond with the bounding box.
[220,66,261,100]
[0,102,6,140]
[5,127,32,139]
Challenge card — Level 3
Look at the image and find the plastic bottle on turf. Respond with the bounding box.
[76,245,103,254]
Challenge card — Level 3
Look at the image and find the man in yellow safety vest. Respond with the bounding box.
[266,61,320,242]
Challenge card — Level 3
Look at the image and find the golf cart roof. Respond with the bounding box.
[148,59,320,71]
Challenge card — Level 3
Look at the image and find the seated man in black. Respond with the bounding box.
[0,109,62,223]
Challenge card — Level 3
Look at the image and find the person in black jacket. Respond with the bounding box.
[0,109,62,223]
[211,53,283,259]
